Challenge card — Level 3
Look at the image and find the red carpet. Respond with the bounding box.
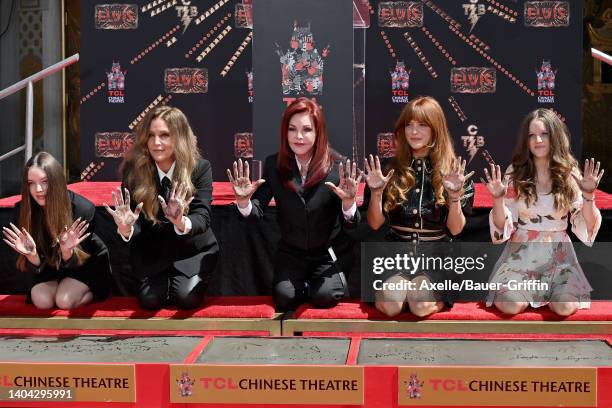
[294,300,612,321]
[1,181,611,208]
[0,295,276,319]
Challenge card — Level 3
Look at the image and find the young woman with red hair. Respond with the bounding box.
[363,96,474,317]
[227,97,361,311]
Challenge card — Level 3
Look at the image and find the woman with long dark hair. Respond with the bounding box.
[3,152,112,309]
[227,97,361,311]
[363,96,474,317]
[106,106,218,310]
[483,108,602,316]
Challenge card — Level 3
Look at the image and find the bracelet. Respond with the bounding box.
[582,193,595,202]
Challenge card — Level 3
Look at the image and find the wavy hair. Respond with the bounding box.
[17,152,88,271]
[510,108,578,211]
[277,97,335,191]
[384,96,456,213]
[122,106,199,223]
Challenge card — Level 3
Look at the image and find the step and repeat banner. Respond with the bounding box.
[80,1,582,181]
[365,0,582,176]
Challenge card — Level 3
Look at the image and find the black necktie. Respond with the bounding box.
[161,176,172,201]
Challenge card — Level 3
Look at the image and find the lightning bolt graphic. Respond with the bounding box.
[181,13,193,33]
[466,137,478,165]
[467,5,480,33]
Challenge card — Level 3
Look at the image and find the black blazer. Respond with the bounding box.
[14,191,112,298]
[247,153,360,252]
[125,158,219,279]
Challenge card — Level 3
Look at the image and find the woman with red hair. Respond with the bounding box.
[227,97,361,311]
[363,96,474,317]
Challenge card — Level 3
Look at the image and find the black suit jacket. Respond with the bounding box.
[247,153,360,253]
[125,158,219,278]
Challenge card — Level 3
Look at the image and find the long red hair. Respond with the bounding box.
[277,97,334,191]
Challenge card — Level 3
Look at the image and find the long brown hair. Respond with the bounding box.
[277,97,334,191]
[510,108,578,211]
[122,106,200,223]
[384,96,456,212]
[17,152,87,271]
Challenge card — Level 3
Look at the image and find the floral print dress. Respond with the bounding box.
[486,191,601,309]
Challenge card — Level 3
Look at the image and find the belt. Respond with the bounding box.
[389,226,447,242]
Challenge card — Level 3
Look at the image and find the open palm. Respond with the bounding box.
[3,223,36,256]
[442,157,474,198]
[227,158,265,200]
[363,155,394,192]
[325,159,363,201]
[482,163,509,198]
[59,218,90,252]
[572,158,604,194]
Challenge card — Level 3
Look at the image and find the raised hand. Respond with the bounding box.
[3,223,36,256]
[226,159,265,206]
[159,181,194,223]
[572,158,604,194]
[59,217,90,253]
[442,157,475,199]
[104,187,143,232]
[325,159,363,208]
[363,154,394,193]
[482,163,509,199]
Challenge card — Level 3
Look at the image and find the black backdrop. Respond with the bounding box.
[80,1,583,181]
[364,0,582,176]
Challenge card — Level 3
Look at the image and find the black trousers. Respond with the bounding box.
[273,243,349,312]
[138,268,212,310]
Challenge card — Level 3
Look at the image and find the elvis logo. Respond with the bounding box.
[461,125,485,165]
[450,67,496,94]
[377,133,396,158]
[235,0,253,29]
[405,373,423,399]
[536,60,557,103]
[390,61,410,104]
[234,133,253,158]
[246,71,254,103]
[95,132,134,158]
[106,62,127,103]
[176,372,195,397]
[524,1,569,27]
[176,0,198,33]
[463,0,486,33]
[378,2,423,28]
[276,21,329,96]
[95,4,138,30]
[164,68,208,94]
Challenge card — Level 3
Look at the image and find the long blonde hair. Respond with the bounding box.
[122,106,200,223]
[510,108,578,211]
[17,152,88,271]
[384,96,456,212]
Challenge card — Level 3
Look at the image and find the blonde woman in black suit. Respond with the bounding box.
[106,106,219,310]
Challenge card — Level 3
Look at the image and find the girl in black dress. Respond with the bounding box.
[3,152,112,309]
[363,96,474,317]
